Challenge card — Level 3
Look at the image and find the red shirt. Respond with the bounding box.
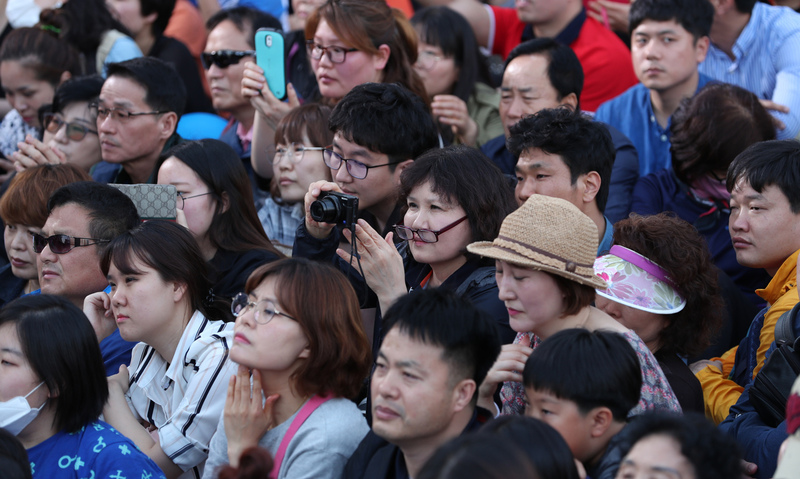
[490,7,637,112]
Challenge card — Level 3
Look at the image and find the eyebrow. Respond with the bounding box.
[620,459,683,477]
[500,86,533,93]
[0,347,23,357]
[515,162,545,173]
[98,98,137,109]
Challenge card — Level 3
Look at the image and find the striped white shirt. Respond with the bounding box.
[700,2,800,140]
[125,311,236,479]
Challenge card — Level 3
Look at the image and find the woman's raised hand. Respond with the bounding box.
[431,94,479,147]
[241,62,300,130]
[477,337,533,412]
[83,291,117,343]
[11,135,66,171]
[224,365,279,468]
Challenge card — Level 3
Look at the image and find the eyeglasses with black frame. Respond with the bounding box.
[393,216,468,243]
[43,113,98,141]
[306,41,358,64]
[231,292,296,324]
[201,50,256,69]
[271,143,326,165]
[90,102,165,122]
[177,191,214,210]
[32,233,110,254]
[323,148,402,179]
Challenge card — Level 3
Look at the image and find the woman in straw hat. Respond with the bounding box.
[467,194,681,416]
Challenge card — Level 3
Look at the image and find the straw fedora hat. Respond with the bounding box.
[467,194,607,289]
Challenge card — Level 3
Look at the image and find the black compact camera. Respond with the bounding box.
[310,191,359,226]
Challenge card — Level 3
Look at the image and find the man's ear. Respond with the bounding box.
[159,112,179,140]
[588,406,614,438]
[392,159,414,185]
[451,378,477,413]
[58,70,72,86]
[580,171,601,205]
[695,36,710,64]
[559,93,579,111]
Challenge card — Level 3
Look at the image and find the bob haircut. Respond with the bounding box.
[0,294,108,434]
[618,412,743,479]
[411,6,494,102]
[304,0,428,102]
[399,145,516,255]
[0,27,80,85]
[244,258,371,399]
[101,220,225,321]
[274,103,333,148]
[417,432,543,479]
[612,213,723,357]
[550,273,596,317]
[727,140,800,213]
[671,83,775,185]
[523,328,641,421]
[51,75,104,114]
[158,139,282,257]
[479,416,581,479]
[0,164,91,227]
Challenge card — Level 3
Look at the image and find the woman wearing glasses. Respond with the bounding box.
[411,7,502,148]
[258,104,333,255]
[156,139,282,298]
[0,164,91,308]
[202,257,371,479]
[335,145,517,345]
[10,76,105,175]
[89,220,236,479]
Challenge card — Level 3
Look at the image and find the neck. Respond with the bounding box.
[428,255,468,288]
[649,72,699,128]
[135,30,157,57]
[532,2,582,40]
[199,237,218,262]
[122,147,165,184]
[534,306,591,340]
[257,369,309,426]
[149,307,193,363]
[367,198,398,234]
[232,106,256,132]
[399,408,474,478]
[582,203,606,245]
[710,10,751,59]
[584,420,626,468]
[17,406,59,449]
[25,279,39,295]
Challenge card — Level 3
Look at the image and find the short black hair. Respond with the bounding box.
[733,0,757,14]
[382,288,502,398]
[523,329,642,421]
[48,181,141,242]
[106,57,187,118]
[329,82,438,167]
[630,0,714,40]
[206,6,282,49]
[507,108,614,212]
[505,38,584,110]
[51,75,104,113]
[618,412,744,479]
[0,295,109,434]
[140,0,176,37]
[0,430,30,479]
[726,139,800,214]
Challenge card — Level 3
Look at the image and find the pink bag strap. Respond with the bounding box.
[270,395,333,478]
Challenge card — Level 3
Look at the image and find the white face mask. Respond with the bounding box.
[0,382,47,436]
[5,0,41,29]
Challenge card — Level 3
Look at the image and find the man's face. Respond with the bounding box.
[729,180,800,275]
[631,19,708,94]
[106,0,151,38]
[330,133,405,218]
[515,0,570,25]
[500,54,563,137]
[515,148,582,207]
[524,388,595,462]
[37,204,109,308]
[371,328,467,449]
[97,76,170,167]
[204,20,253,113]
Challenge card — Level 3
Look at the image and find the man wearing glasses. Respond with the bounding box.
[91,57,186,184]
[34,181,141,375]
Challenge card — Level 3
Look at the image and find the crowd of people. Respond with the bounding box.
[1,0,800,478]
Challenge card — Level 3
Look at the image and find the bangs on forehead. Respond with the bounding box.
[108,240,151,276]
[274,113,309,145]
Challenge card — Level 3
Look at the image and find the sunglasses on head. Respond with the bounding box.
[201,50,256,69]
[32,233,110,254]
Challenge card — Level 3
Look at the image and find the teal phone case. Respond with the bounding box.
[255,29,286,100]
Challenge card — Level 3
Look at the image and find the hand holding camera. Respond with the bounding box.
[304,181,358,239]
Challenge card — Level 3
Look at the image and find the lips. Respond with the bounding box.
[115,314,129,324]
[731,236,752,249]
[279,176,295,186]
[9,257,29,268]
[234,332,251,345]
[506,305,522,316]
[373,405,401,421]
[40,268,60,280]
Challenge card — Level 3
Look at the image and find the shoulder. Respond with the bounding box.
[573,17,632,59]
[294,398,369,448]
[343,430,397,477]
[595,83,648,116]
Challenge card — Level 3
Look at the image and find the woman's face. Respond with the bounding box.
[44,101,102,172]
[311,19,388,100]
[231,276,309,372]
[157,157,217,248]
[403,180,470,268]
[290,0,326,30]
[595,296,669,353]
[414,41,459,98]
[108,257,186,345]
[4,223,40,281]
[0,60,57,128]
[0,323,48,409]
[616,434,696,479]
[495,260,565,335]
[274,132,331,203]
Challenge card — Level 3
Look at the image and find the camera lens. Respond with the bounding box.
[310,196,342,223]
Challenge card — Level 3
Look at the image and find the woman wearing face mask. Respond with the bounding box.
[0,294,164,479]
[0,164,91,308]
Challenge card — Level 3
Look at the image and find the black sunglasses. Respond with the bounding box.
[201,50,256,69]
[32,233,110,254]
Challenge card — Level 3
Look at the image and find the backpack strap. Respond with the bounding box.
[775,301,800,345]
[96,29,126,74]
[270,395,332,478]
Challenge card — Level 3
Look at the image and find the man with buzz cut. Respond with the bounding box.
[344,288,502,479]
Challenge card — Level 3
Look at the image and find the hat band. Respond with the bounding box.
[609,245,678,290]
[496,235,594,273]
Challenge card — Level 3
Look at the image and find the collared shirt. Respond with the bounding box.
[699,2,800,140]
[598,216,613,256]
[258,197,304,254]
[125,311,236,479]
[234,118,254,152]
[594,74,713,177]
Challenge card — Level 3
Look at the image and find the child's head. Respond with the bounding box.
[522,328,641,464]
[272,104,334,203]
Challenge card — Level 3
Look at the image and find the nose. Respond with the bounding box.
[597,299,620,319]
[51,123,69,144]
[515,179,535,205]
[729,207,748,233]
[334,162,353,183]
[37,240,57,263]
[496,273,516,301]
[373,370,399,400]
[97,114,115,134]
[10,229,27,250]
[206,62,224,79]
[505,97,524,124]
